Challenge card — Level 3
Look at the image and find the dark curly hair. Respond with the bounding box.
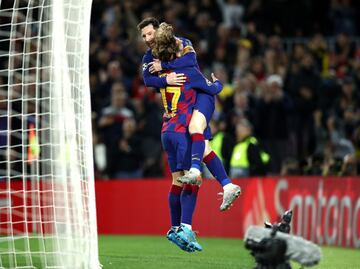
[152,23,178,62]
[137,17,159,31]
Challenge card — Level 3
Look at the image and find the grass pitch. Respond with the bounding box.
[0,235,358,268]
[98,235,360,269]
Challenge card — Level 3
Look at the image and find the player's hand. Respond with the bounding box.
[211,72,219,82]
[149,59,162,73]
[166,72,186,86]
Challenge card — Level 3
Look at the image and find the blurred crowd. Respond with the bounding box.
[89,0,360,179]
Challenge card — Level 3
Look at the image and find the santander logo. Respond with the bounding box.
[275,178,360,247]
[241,177,360,248]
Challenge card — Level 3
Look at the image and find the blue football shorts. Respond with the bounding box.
[194,92,215,140]
[161,131,192,173]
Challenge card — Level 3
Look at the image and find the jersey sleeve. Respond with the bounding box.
[189,68,223,95]
[142,52,167,88]
[161,52,197,70]
[161,38,197,70]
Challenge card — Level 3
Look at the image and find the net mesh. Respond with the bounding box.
[0,0,99,268]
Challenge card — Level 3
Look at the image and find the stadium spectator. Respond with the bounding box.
[308,33,330,76]
[286,52,320,161]
[334,77,359,123]
[326,115,355,159]
[316,69,341,113]
[340,153,357,176]
[227,91,255,131]
[329,0,357,35]
[334,33,356,78]
[216,0,245,30]
[132,95,163,177]
[98,83,135,177]
[255,74,292,173]
[313,110,329,157]
[112,117,144,178]
[230,119,269,177]
[92,124,107,179]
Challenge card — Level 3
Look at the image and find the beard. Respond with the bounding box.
[146,40,155,49]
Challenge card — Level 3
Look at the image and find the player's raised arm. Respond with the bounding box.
[189,68,223,95]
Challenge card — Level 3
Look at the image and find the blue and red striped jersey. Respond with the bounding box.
[141,37,222,133]
[159,67,222,133]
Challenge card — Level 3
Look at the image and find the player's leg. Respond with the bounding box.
[178,93,214,185]
[162,133,193,251]
[169,174,199,235]
[168,171,183,229]
[177,182,202,251]
[175,133,202,251]
[179,183,199,231]
[170,177,201,251]
[188,109,207,171]
[203,140,241,211]
[162,133,183,228]
[167,171,197,252]
[177,109,207,185]
[177,92,240,211]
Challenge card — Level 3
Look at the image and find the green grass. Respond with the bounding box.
[98,235,360,269]
[0,236,63,268]
[0,235,358,268]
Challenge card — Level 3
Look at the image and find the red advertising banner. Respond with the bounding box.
[271,177,360,248]
[0,180,86,235]
[0,177,359,248]
[95,177,360,248]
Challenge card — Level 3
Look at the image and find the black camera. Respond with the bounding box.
[245,226,291,269]
[245,210,321,269]
[245,210,293,269]
[264,210,293,234]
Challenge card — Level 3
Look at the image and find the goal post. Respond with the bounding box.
[0,0,100,268]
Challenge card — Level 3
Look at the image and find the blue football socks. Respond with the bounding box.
[190,133,205,171]
[168,184,182,226]
[180,184,199,225]
[203,151,232,187]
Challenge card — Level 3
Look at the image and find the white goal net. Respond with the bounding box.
[0,0,100,268]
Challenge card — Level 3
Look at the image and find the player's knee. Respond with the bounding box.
[203,143,212,157]
[172,180,182,187]
[172,171,184,186]
[189,121,203,134]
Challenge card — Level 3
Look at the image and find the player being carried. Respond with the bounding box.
[150,22,226,252]
[139,18,241,212]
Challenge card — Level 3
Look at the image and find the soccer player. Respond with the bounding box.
[139,18,186,88]
[138,18,197,252]
[151,22,224,252]
[139,18,241,212]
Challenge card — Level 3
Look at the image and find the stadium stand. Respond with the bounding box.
[89,0,360,179]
